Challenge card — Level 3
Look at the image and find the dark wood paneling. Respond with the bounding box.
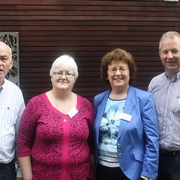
[0,0,179,104]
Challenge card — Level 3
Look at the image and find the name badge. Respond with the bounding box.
[120,113,132,122]
[68,107,78,118]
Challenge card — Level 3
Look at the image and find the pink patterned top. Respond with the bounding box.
[18,93,94,180]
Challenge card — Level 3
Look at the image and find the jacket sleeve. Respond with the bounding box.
[141,93,159,180]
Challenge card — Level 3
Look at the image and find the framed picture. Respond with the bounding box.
[0,32,19,86]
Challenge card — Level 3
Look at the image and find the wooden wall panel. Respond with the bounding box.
[0,0,180,104]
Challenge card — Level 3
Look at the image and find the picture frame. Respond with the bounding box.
[0,32,19,86]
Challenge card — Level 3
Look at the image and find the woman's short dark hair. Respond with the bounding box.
[100,48,137,85]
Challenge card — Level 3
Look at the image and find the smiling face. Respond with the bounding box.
[159,36,180,78]
[0,42,13,86]
[51,65,76,92]
[107,60,130,90]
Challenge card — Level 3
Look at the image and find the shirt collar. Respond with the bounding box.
[164,71,180,81]
[0,79,8,92]
[0,79,5,93]
[0,86,3,93]
[177,71,180,79]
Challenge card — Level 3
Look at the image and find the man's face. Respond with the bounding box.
[0,42,13,85]
[159,37,180,77]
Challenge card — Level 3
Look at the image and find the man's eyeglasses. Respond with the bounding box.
[53,72,75,78]
[108,67,128,74]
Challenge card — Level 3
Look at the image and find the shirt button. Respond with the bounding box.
[117,144,121,148]
[118,153,122,157]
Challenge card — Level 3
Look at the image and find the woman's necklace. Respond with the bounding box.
[63,116,67,122]
[109,93,127,100]
[53,93,73,122]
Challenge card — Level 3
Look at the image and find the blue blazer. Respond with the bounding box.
[93,86,159,180]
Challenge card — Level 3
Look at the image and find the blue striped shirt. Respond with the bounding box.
[148,72,180,151]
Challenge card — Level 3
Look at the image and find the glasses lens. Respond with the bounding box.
[65,73,72,78]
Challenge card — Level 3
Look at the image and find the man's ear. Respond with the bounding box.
[9,59,14,70]
[158,51,161,57]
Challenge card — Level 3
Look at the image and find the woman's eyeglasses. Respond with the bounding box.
[53,72,75,78]
[108,67,128,74]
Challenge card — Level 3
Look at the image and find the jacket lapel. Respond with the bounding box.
[94,90,110,141]
[118,86,136,138]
